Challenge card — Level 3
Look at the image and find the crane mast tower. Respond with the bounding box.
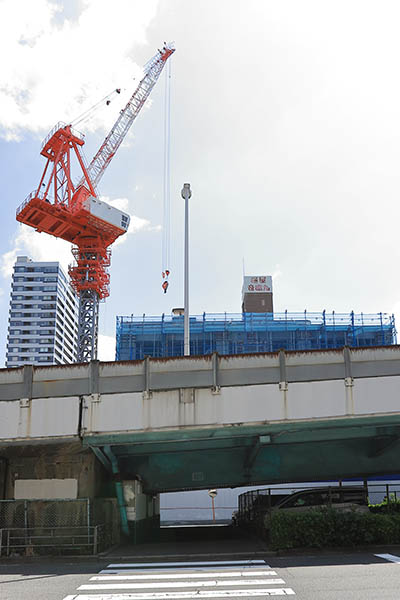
[16,43,175,363]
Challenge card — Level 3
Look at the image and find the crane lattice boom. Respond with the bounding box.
[86,44,175,189]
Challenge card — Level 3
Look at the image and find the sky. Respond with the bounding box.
[0,0,399,363]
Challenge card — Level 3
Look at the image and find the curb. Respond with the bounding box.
[98,551,271,560]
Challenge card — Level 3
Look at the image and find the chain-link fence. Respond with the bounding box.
[92,497,119,546]
[0,498,119,556]
[0,498,90,529]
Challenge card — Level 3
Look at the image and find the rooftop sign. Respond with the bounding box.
[242,275,273,295]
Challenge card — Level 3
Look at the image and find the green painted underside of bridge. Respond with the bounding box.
[84,414,400,493]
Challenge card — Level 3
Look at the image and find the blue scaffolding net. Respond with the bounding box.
[115,311,397,361]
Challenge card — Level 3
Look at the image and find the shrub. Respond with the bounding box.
[268,508,400,550]
[369,495,400,514]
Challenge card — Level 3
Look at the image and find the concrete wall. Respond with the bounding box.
[2,447,106,500]
[81,375,400,435]
[0,347,399,443]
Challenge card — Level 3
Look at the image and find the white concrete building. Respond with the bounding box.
[6,256,79,367]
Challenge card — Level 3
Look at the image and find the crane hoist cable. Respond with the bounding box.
[71,88,122,129]
[161,58,172,294]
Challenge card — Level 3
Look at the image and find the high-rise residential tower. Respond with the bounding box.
[6,256,79,367]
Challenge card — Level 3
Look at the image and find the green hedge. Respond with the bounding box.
[369,497,400,513]
[268,509,400,550]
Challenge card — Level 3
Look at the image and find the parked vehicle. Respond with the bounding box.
[263,486,368,527]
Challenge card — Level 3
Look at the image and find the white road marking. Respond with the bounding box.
[106,561,268,569]
[374,553,400,564]
[101,566,270,574]
[68,590,296,599]
[79,578,286,590]
[93,570,278,580]
[66,560,295,599]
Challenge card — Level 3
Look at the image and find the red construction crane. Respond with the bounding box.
[16,43,175,362]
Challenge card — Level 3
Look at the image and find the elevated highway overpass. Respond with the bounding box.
[1,346,400,538]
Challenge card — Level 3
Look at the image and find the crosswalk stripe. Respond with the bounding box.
[92,570,278,581]
[106,561,268,569]
[374,553,400,564]
[101,566,270,575]
[67,590,296,599]
[65,558,297,599]
[79,578,286,590]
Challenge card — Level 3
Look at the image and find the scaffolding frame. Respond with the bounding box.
[116,311,397,360]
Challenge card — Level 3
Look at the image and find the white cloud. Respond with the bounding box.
[0,224,72,277]
[101,195,162,247]
[0,248,19,279]
[0,0,159,140]
[103,196,130,213]
[98,334,116,361]
[390,300,400,319]
[272,264,283,280]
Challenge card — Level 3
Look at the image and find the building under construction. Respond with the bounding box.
[115,275,396,360]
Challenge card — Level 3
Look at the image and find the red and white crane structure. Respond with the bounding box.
[16,43,175,362]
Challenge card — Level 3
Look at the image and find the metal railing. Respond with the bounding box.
[40,121,85,150]
[16,189,50,216]
[161,505,236,524]
[117,311,396,328]
[237,482,400,524]
[0,524,108,556]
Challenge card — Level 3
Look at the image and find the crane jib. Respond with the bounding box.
[86,43,175,189]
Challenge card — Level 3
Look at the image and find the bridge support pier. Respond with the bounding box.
[123,480,160,543]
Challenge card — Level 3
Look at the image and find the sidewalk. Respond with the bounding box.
[101,524,268,560]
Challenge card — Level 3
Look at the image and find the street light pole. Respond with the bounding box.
[181,183,192,356]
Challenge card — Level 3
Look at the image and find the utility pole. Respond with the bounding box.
[181,183,192,356]
[208,489,217,523]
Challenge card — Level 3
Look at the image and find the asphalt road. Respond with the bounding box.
[1,553,400,599]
